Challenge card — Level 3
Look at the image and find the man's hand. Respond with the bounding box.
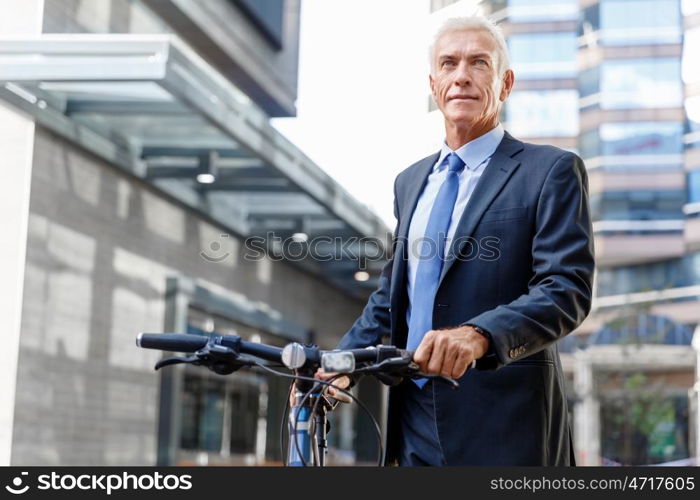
[288,369,353,407]
[413,325,489,379]
[315,369,353,402]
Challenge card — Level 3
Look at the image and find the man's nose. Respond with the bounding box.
[452,62,472,86]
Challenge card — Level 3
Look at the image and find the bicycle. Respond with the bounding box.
[136,332,459,466]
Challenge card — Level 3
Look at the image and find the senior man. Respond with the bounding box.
[324,15,594,466]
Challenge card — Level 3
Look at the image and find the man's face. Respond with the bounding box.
[429,29,513,131]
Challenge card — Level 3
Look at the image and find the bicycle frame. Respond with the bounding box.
[288,399,315,466]
[287,373,335,466]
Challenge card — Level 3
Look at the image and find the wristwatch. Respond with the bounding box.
[466,324,491,348]
[464,323,499,370]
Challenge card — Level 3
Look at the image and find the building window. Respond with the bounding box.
[590,189,686,222]
[579,66,599,100]
[595,252,700,296]
[580,122,683,158]
[508,32,577,79]
[231,0,285,50]
[689,170,700,204]
[600,58,682,110]
[229,381,262,454]
[506,89,578,137]
[180,376,226,453]
[599,0,682,46]
[579,129,600,159]
[507,0,578,22]
[174,311,285,464]
[581,3,600,38]
[596,260,680,296]
[599,122,683,156]
[179,370,267,459]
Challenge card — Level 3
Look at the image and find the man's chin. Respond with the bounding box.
[443,114,479,128]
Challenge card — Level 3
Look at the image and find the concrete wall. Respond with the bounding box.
[10,126,364,465]
[143,0,301,116]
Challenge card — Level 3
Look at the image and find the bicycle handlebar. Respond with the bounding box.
[137,332,412,375]
[137,332,284,362]
[137,332,209,352]
[136,332,457,389]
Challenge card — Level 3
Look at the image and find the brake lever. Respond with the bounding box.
[352,357,459,389]
[153,344,250,375]
[375,372,404,386]
[155,355,199,370]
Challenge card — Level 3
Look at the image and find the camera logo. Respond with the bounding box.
[5,472,29,495]
[200,234,231,263]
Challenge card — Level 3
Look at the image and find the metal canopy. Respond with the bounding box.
[0,34,390,298]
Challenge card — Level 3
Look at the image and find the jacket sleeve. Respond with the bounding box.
[466,152,595,370]
[337,178,400,350]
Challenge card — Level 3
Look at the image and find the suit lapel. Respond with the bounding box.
[397,152,440,241]
[437,132,524,287]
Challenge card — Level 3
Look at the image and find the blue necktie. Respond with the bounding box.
[407,152,465,388]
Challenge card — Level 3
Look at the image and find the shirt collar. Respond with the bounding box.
[434,123,505,172]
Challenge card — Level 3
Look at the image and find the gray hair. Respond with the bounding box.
[429,16,511,77]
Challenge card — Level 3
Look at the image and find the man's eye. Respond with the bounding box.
[475,59,487,66]
[442,60,455,67]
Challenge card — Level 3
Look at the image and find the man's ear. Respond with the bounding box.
[429,73,437,102]
[499,69,515,102]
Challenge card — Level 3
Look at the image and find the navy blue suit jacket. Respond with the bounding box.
[338,131,595,465]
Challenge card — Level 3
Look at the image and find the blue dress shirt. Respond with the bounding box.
[406,123,505,325]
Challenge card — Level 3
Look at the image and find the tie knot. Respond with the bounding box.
[447,153,465,173]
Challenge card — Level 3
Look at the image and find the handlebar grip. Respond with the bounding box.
[137,333,209,352]
[347,346,413,363]
[239,340,283,363]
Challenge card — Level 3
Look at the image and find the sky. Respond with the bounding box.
[272,0,446,227]
[273,0,700,228]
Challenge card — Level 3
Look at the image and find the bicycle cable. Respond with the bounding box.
[308,374,345,467]
[280,380,294,466]
[252,362,384,466]
[291,374,383,467]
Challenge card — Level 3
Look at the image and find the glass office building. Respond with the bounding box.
[430,0,700,465]
[0,0,390,466]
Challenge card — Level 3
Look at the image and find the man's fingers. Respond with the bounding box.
[324,377,351,393]
[451,349,471,379]
[441,347,459,378]
[289,370,352,407]
[426,332,449,374]
[413,331,435,370]
[326,383,353,403]
[315,368,336,380]
[313,369,352,404]
[315,369,350,388]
